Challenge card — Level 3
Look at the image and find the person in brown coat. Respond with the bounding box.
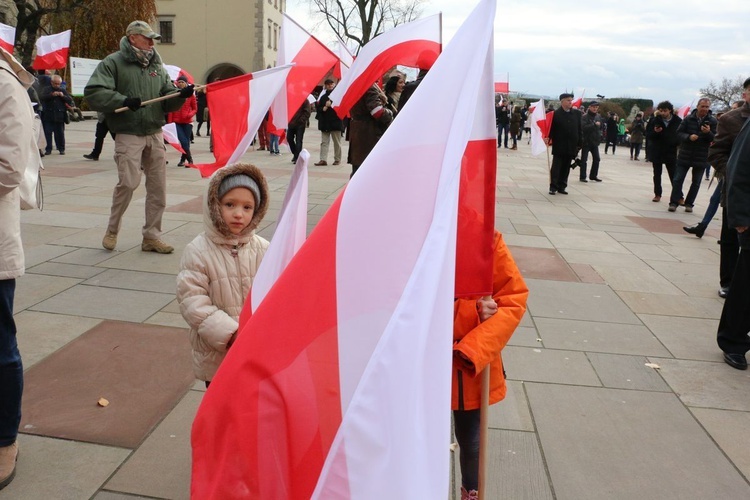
[509,106,521,149]
[347,83,393,177]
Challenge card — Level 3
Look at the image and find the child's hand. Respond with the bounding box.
[476,297,498,322]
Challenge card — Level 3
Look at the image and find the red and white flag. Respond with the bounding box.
[329,14,442,118]
[161,123,185,155]
[164,64,194,84]
[237,149,310,329]
[192,65,292,177]
[677,100,694,119]
[31,30,71,70]
[332,36,354,80]
[530,98,550,156]
[270,14,340,131]
[572,89,585,109]
[0,22,14,53]
[190,0,496,497]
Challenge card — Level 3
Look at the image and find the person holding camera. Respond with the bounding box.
[668,98,716,212]
[646,101,682,202]
[314,79,343,166]
[40,74,74,155]
[580,101,603,182]
[545,93,582,195]
[85,20,192,254]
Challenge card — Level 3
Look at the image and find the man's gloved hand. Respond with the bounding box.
[179,84,195,98]
[123,97,142,111]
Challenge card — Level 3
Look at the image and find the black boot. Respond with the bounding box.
[177,154,186,167]
[683,222,707,238]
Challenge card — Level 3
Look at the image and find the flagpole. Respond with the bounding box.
[114,84,207,113]
[478,363,490,500]
[546,145,552,184]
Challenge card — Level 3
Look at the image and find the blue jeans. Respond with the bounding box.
[701,179,722,226]
[174,123,192,158]
[269,134,280,153]
[0,279,23,447]
[454,409,480,491]
[497,124,510,148]
[670,164,706,207]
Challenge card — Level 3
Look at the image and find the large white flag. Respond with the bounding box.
[529,98,549,157]
[191,0,497,498]
[0,22,14,53]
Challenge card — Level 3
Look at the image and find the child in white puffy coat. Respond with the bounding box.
[176,163,270,385]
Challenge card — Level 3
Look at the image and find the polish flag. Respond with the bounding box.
[164,64,194,84]
[31,30,71,70]
[190,0,497,497]
[328,14,442,119]
[237,149,310,329]
[161,123,185,155]
[530,98,551,156]
[270,14,340,132]
[0,22,14,53]
[332,36,354,80]
[192,65,292,177]
[677,100,694,119]
[494,81,509,93]
[572,89,585,109]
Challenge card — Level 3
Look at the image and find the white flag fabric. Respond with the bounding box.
[190,0,497,498]
[328,14,441,118]
[161,123,185,155]
[0,22,14,53]
[530,98,548,157]
[32,30,71,70]
[332,36,354,80]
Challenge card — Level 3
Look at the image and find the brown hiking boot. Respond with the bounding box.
[102,231,117,251]
[314,160,327,166]
[0,441,18,490]
[141,238,174,254]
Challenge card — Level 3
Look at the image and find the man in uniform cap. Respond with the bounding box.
[545,93,582,194]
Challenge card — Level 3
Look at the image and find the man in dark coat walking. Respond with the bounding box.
[315,79,343,166]
[580,101,603,182]
[669,98,717,212]
[40,74,73,155]
[545,93,582,195]
[288,100,311,163]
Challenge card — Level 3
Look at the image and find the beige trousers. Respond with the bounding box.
[107,133,167,240]
[320,130,342,162]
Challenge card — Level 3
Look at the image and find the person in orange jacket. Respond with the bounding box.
[452,230,528,500]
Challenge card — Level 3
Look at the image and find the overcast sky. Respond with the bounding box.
[286,0,750,105]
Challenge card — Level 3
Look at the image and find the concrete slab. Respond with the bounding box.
[691,408,750,482]
[485,429,553,500]
[22,244,77,268]
[503,346,602,386]
[19,224,82,247]
[526,383,750,499]
[30,284,174,322]
[27,261,107,280]
[105,390,202,499]
[21,321,194,449]
[541,226,630,254]
[592,264,682,294]
[509,246,579,282]
[526,278,641,324]
[490,381,534,432]
[557,248,652,269]
[639,314,719,361]
[83,269,177,294]
[14,311,102,368]
[99,245,183,275]
[51,247,123,266]
[617,291,724,319]
[535,317,671,357]
[652,358,750,411]
[14,273,81,312]
[0,434,129,499]
[586,352,671,391]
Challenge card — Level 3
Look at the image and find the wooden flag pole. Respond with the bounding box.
[478,363,490,500]
[546,144,552,185]
[114,84,207,113]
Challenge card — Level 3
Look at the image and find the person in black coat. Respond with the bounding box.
[716,119,750,370]
[288,100,311,163]
[496,101,510,148]
[314,79,344,166]
[668,99,717,211]
[40,74,73,155]
[580,101,603,182]
[546,93,582,194]
[605,113,618,154]
[646,101,682,202]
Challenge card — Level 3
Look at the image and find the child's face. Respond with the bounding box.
[220,187,256,235]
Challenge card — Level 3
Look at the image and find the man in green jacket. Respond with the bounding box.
[85,20,193,254]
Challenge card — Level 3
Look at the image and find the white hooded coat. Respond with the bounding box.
[177,163,270,381]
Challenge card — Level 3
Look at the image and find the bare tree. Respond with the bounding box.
[14,0,88,66]
[700,76,746,111]
[307,0,425,52]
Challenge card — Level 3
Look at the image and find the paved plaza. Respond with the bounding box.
[2,118,749,499]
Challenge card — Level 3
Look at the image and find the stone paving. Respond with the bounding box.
[2,119,749,499]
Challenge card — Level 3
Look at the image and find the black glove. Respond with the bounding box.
[123,97,142,111]
[179,84,195,98]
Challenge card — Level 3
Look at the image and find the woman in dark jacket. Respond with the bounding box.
[384,75,405,116]
[629,113,645,160]
[605,113,618,154]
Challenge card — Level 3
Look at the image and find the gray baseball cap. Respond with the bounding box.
[126,21,161,40]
